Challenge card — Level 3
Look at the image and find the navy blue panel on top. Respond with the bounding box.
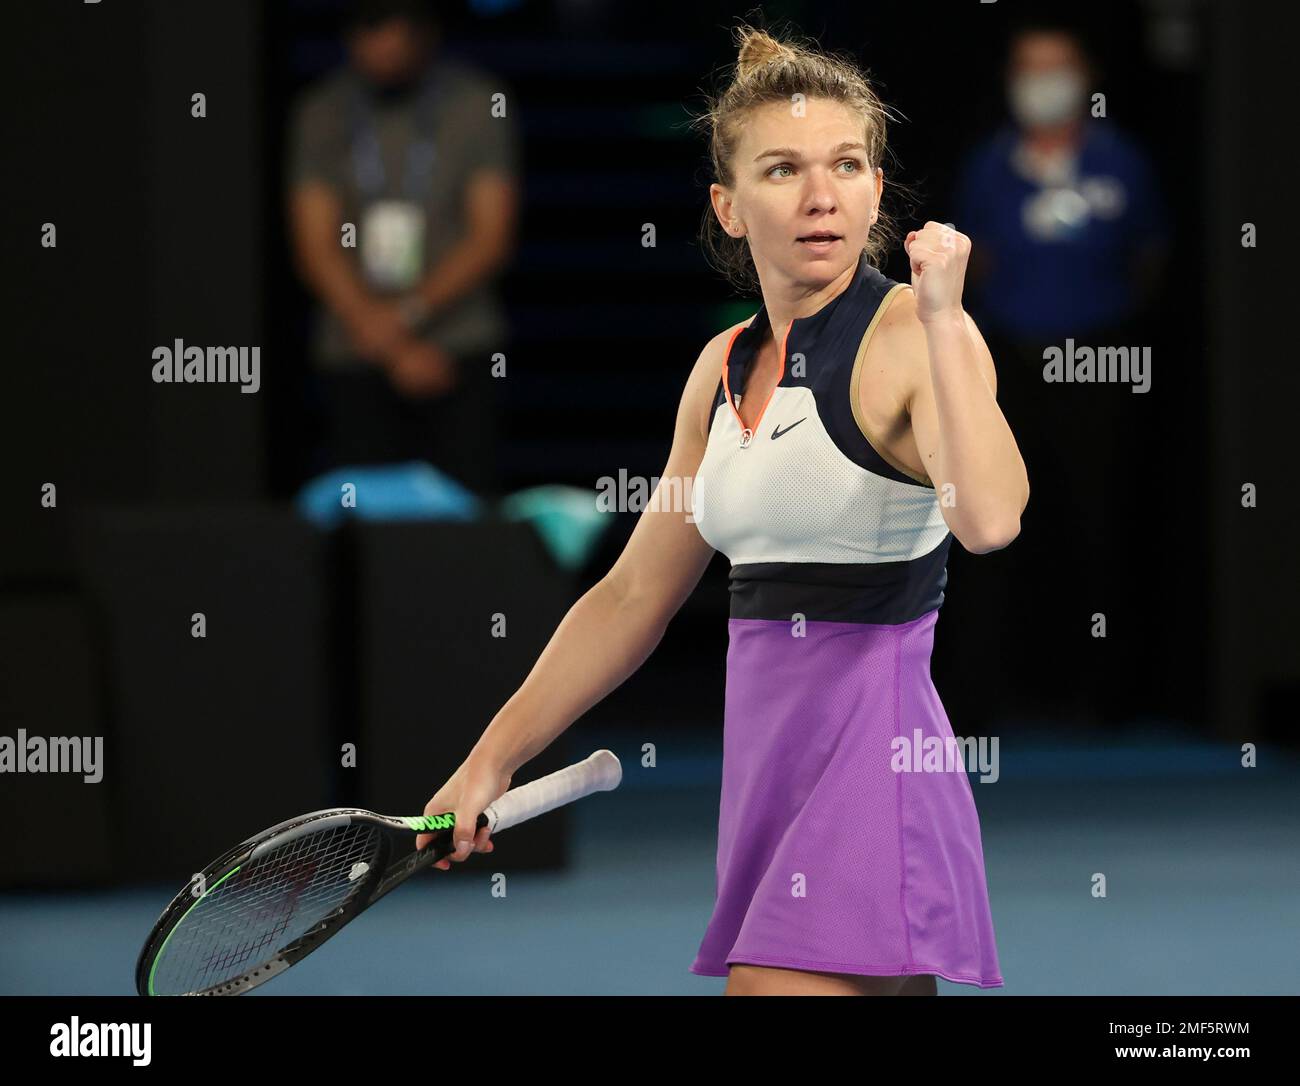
[728,536,952,624]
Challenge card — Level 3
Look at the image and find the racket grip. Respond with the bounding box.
[483,749,621,835]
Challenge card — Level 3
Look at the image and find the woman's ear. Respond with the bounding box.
[710,183,744,237]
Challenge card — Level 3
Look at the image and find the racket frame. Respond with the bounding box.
[135,807,485,997]
[136,749,622,996]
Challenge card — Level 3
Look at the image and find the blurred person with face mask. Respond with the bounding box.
[944,23,1170,730]
[287,0,520,494]
[956,23,1167,342]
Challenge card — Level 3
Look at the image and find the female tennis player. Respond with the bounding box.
[416,24,1028,996]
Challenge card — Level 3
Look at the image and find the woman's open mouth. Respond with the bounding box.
[797,233,842,250]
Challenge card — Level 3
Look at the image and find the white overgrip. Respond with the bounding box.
[483,750,622,835]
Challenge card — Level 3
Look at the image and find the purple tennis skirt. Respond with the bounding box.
[689,608,1004,988]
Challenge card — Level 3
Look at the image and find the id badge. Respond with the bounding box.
[360,200,426,290]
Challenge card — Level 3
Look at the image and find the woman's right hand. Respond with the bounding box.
[415,755,515,870]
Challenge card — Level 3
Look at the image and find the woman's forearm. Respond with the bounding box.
[469,576,671,774]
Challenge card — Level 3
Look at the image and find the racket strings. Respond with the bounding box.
[149,822,383,995]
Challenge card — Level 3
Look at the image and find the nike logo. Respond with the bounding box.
[771,417,807,440]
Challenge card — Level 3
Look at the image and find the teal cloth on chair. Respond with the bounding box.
[497,485,614,572]
[295,461,483,528]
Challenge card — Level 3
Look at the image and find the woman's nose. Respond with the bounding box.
[802,171,837,212]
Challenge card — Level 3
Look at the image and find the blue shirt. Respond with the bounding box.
[954,123,1167,340]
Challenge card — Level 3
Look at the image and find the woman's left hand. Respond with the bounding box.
[904,221,971,326]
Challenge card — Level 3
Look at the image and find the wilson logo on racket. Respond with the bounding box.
[401,814,456,832]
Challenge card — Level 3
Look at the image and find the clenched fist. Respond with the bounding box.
[904,221,971,326]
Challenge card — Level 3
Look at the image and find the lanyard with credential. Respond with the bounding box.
[348,72,441,202]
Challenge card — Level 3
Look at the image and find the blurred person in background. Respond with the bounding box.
[956,23,1167,344]
[287,0,520,495]
[949,21,1169,727]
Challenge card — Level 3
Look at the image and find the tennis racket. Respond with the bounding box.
[136,749,622,996]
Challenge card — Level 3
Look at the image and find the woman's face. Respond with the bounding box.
[711,97,882,290]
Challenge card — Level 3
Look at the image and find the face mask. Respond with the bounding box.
[1009,69,1085,128]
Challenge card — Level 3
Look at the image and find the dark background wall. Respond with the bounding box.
[1204,1,1298,742]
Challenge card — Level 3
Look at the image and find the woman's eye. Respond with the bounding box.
[769,160,861,178]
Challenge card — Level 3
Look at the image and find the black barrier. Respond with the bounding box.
[0,591,114,887]
[349,517,577,869]
[67,505,334,883]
